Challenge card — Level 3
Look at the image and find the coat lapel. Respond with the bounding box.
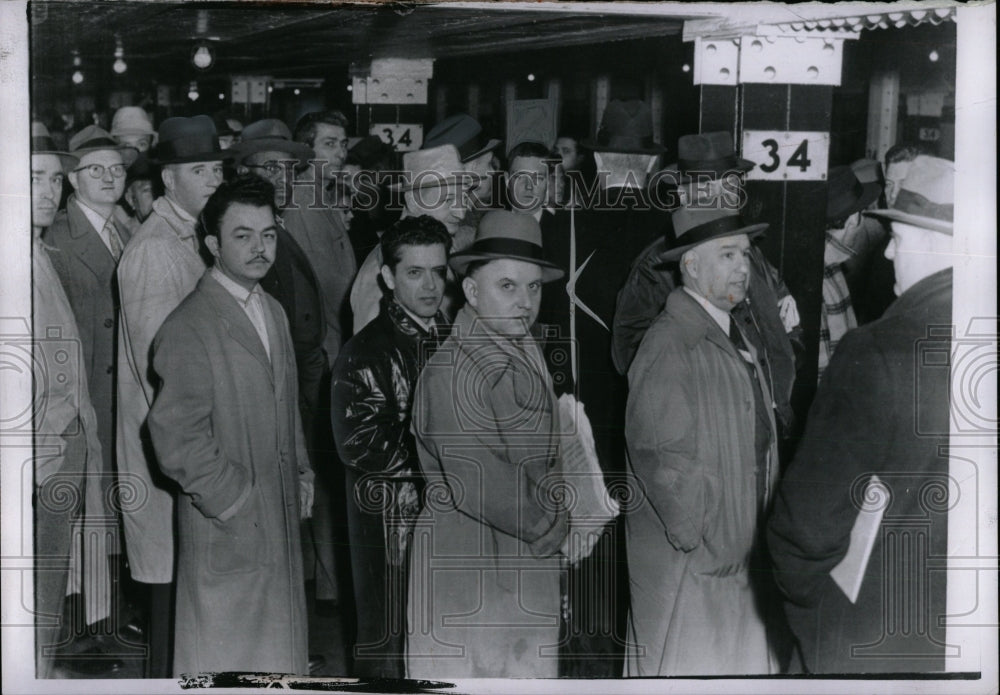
[261,294,287,399]
[200,273,274,383]
[65,198,116,280]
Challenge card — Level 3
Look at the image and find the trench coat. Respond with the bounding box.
[147,271,311,676]
[624,288,779,676]
[116,196,207,583]
[44,195,131,623]
[406,305,569,678]
[767,268,952,673]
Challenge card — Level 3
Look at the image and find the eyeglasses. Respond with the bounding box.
[73,163,127,179]
[245,162,293,177]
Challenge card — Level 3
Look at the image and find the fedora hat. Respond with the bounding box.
[152,115,230,165]
[450,210,564,282]
[110,106,157,142]
[661,131,755,183]
[581,99,666,155]
[659,206,768,264]
[423,113,502,163]
[850,157,884,186]
[390,144,473,192]
[69,125,139,167]
[213,113,243,138]
[31,121,77,173]
[864,155,953,235]
[125,151,157,187]
[826,163,882,223]
[230,118,314,166]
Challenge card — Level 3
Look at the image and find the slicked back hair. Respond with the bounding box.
[381,215,452,272]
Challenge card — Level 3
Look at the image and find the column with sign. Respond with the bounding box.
[351,58,432,154]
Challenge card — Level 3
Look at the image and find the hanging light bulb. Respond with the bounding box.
[928,50,940,62]
[293,88,301,96]
[192,43,214,70]
[682,63,691,73]
[188,81,200,101]
[526,73,536,82]
[113,58,127,74]
[113,37,126,73]
[71,70,84,85]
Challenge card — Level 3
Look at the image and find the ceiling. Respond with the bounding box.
[30,2,692,84]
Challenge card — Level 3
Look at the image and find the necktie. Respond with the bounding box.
[105,221,123,261]
[729,315,749,353]
[246,291,271,363]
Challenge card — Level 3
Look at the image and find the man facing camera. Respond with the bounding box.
[331,215,451,678]
[147,175,313,676]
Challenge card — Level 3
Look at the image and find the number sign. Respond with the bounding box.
[741,131,830,181]
[370,123,423,152]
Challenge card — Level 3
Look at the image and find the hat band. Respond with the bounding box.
[31,135,61,152]
[456,134,492,162]
[156,137,223,161]
[73,136,121,152]
[675,213,749,248]
[462,237,548,264]
[677,154,743,176]
[893,188,954,223]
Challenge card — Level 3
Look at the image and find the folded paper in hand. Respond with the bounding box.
[557,394,621,564]
[830,475,887,604]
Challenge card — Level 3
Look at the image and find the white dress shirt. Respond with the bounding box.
[210,267,271,362]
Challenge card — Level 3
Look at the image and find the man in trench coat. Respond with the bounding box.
[148,176,313,675]
[625,202,779,676]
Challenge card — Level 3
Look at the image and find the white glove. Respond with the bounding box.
[299,479,314,520]
[777,295,800,333]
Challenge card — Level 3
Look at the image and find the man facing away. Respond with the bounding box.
[625,202,779,676]
[331,215,451,678]
[767,156,956,673]
[116,115,227,677]
[147,175,313,676]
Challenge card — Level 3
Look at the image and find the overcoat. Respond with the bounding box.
[767,268,952,673]
[148,271,311,676]
[624,288,779,676]
[116,197,206,583]
[406,305,569,678]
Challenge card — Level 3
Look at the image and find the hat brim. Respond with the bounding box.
[580,139,667,156]
[659,159,756,183]
[461,138,502,163]
[863,209,953,236]
[231,139,314,167]
[656,223,769,266]
[449,252,565,282]
[73,145,139,168]
[828,180,882,222]
[33,150,79,174]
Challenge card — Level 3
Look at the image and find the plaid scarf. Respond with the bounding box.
[818,231,858,379]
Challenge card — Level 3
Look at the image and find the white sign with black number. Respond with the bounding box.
[370,123,423,152]
[741,131,830,181]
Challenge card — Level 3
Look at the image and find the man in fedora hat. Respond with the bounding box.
[30,124,107,677]
[111,105,157,154]
[816,163,883,378]
[114,152,158,235]
[115,114,228,677]
[406,210,571,678]
[423,113,503,222]
[768,156,955,673]
[535,98,671,676]
[234,119,337,638]
[625,203,779,676]
[611,131,800,435]
[349,143,472,334]
[44,124,138,650]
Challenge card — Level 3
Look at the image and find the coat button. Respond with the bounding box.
[106,365,113,374]
[104,318,113,328]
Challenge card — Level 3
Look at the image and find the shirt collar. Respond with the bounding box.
[682,286,732,335]
[396,301,436,331]
[74,196,113,233]
[164,195,197,225]
[210,266,258,306]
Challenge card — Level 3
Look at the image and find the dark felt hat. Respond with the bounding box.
[69,125,139,167]
[450,210,564,282]
[423,114,502,163]
[230,118,314,167]
[864,155,953,235]
[659,206,768,264]
[581,100,667,155]
[152,115,231,165]
[125,152,157,186]
[826,164,883,223]
[661,131,755,183]
[31,121,77,173]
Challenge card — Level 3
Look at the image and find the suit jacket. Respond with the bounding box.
[767,268,952,673]
[281,182,357,365]
[260,222,328,458]
[116,196,207,583]
[148,271,310,676]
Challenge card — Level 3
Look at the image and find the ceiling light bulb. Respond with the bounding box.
[219,92,225,100]
[928,50,940,62]
[526,73,535,82]
[192,44,214,70]
[188,82,200,101]
[71,70,84,84]
[72,54,81,67]
[682,63,691,73]
[113,58,127,74]
[293,88,301,95]
[346,84,353,92]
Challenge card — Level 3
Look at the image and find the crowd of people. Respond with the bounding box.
[29,98,954,679]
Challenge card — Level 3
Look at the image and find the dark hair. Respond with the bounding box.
[380,215,452,271]
[293,110,350,148]
[506,141,556,169]
[462,259,492,279]
[885,141,931,167]
[197,174,278,247]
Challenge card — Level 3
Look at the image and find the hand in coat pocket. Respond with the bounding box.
[207,489,268,575]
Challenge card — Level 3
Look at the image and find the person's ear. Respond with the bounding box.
[380,264,396,292]
[161,167,174,194]
[462,275,478,308]
[682,249,699,279]
[204,234,220,261]
[67,170,79,191]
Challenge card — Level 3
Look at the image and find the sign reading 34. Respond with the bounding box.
[741,131,830,181]
[370,123,423,152]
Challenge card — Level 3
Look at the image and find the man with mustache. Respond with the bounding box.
[624,201,779,676]
[147,175,313,675]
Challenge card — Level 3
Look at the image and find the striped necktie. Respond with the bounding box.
[104,221,123,261]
